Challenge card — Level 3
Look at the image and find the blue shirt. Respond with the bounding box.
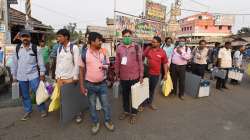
[11,43,46,81]
[0,50,3,64]
[50,43,60,58]
[162,44,175,58]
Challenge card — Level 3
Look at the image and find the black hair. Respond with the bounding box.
[225,42,231,46]
[153,36,162,43]
[122,29,132,36]
[88,32,103,44]
[215,42,221,47]
[165,37,173,43]
[56,29,70,40]
[199,40,206,45]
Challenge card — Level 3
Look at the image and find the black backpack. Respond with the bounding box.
[16,43,38,63]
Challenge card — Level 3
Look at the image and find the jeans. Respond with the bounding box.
[19,77,46,113]
[120,79,139,114]
[170,64,186,97]
[86,81,111,124]
[146,75,159,105]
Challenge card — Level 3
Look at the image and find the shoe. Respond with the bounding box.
[75,115,83,124]
[179,96,185,100]
[104,121,115,132]
[119,112,129,120]
[21,112,32,121]
[91,122,100,135]
[222,86,229,89]
[149,104,158,110]
[41,111,48,118]
[138,106,144,112]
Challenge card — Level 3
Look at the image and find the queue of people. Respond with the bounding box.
[10,28,247,135]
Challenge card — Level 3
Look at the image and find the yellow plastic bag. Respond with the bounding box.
[247,64,250,76]
[162,73,173,97]
[48,84,61,112]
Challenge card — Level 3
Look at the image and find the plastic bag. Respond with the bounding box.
[112,81,120,99]
[12,83,20,99]
[162,73,173,97]
[48,84,61,112]
[36,81,49,105]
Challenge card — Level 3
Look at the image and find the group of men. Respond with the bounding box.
[10,28,246,135]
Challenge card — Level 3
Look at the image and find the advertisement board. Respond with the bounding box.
[145,0,166,21]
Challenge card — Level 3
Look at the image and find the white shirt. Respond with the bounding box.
[55,42,80,80]
[218,47,232,68]
[193,47,209,65]
[233,50,243,68]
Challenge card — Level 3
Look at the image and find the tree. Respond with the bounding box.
[238,27,250,35]
[63,23,80,41]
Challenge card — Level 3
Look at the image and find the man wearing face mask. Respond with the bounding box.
[170,37,192,100]
[10,30,47,121]
[192,40,209,78]
[115,29,144,125]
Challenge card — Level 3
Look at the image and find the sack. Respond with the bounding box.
[247,64,250,76]
[112,81,120,99]
[36,81,49,105]
[131,78,149,109]
[48,84,61,112]
[162,73,173,97]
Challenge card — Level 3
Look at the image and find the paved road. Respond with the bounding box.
[0,75,250,140]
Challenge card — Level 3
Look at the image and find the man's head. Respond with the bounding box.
[239,45,246,52]
[178,37,186,47]
[152,36,162,48]
[199,40,207,49]
[20,30,31,46]
[122,29,133,45]
[56,29,70,45]
[39,40,46,47]
[88,32,103,50]
[225,42,231,49]
[165,37,173,46]
[215,42,221,48]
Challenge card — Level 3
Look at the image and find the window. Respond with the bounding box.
[228,26,232,30]
[205,25,208,29]
[190,26,193,30]
[184,27,187,31]
[182,28,184,31]
[198,16,202,20]
[219,26,222,30]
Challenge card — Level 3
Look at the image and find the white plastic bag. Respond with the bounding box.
[112,81,120,99]
[131,78,149,109]
[36,81,49,105]
[12,82,20,99]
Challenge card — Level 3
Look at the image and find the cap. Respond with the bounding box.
[20,30,31,37]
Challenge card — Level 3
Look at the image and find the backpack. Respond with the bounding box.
[16,43,38,63]
[58,44,75,65]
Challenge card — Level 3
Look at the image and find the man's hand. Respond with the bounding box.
[177,47,182,55]
[13,78,18,83]
[163,74,168,81]
[80,86,88,96]
[40,75,45,81]
[139,78,143,84]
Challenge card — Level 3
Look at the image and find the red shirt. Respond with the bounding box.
[144,47,168,76]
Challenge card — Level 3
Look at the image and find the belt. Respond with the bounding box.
[86,80,105,85]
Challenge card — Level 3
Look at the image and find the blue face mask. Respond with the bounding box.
[179,42,186,47]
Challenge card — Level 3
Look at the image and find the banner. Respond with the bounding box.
[115,15,162,40]
[145,0,166,21]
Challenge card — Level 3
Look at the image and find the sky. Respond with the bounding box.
[11,0,250,33]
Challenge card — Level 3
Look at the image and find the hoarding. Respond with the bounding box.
[115,15,162,40]
[214,15,235,26]
[145,0,166,21]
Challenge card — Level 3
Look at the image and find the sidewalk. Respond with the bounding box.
[0,76,250,140]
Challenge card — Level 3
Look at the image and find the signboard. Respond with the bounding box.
[4,44,15,67]
[0,24,5,32]
[145,0,166,21]
[214,15,235,26]
[116,15,162,40]
[7,0,18,4]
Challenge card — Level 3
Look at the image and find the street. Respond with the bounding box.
[0,75,250,140]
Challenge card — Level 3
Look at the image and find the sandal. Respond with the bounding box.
[138,106,144,112]
[119,112,129,120]
[129,115,137,125]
